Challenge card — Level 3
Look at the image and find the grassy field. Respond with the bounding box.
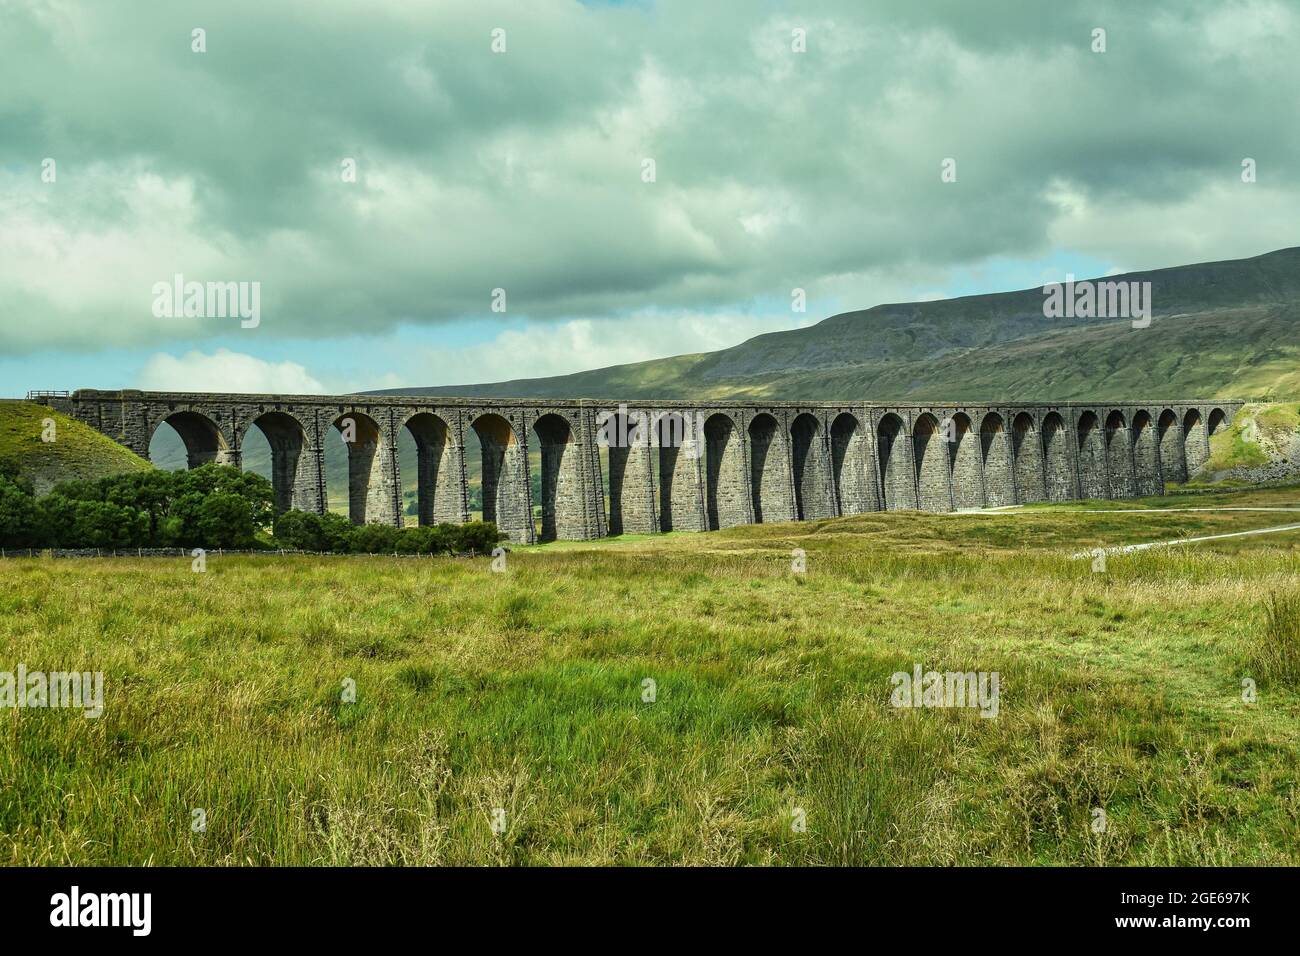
[2,485,1299,866]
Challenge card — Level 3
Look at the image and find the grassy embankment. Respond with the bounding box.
[2,484,1299,866]
[0,401,149,494]
[1195,402,1300,483]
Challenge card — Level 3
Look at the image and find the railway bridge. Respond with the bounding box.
[50,390,1240,544]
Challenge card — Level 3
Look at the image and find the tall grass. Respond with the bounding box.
[2,491,1299,865]
[1252,591,1300,687]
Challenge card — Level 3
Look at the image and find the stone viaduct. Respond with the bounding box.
[51,390,1241,545]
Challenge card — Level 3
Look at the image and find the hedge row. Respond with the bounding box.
[272,509,504,555]
[1,463,504,555]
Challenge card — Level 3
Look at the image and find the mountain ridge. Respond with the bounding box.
[368,246,1300,403]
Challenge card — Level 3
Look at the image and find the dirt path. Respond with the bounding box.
[965,506,1300,515]
[1076,521,1300,557]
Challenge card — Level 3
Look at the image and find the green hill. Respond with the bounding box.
[0,401,151,494]
[370,246,1300,403]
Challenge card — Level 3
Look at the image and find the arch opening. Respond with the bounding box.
[1105,411,1136,498]
[748,414,792,524]
[329,412,389,525]
[1041,412,1074,502]
[1183,409,1208,477]
[1012,412,1046,503]
[877,413,915,510]
[604,411,655,535]
[1132,411,1160,496]
[980,413,1014,507]
[704,413,748,530]
[1208,407,1227,437]
[1157,409,1185,484]
[1077,411,1107,500]
[948,413,982,510]
[471,413,530,542]
[532,413,584,542]
[148,411,230,470]
[657,412,703,533]
[403,413,462,527]
[913,414,952,512]
[244,411,313,515]
[831,413,874,515]
[791,413,832,520]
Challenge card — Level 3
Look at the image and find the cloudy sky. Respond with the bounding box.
[1,0,1296,396]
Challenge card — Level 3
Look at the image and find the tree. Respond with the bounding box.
[0,476,44,548]
[350,522,401,554]
[196,492,257,548]
[273,510,355,552]
[51,500,149,549]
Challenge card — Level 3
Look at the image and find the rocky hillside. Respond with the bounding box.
[1199,402,1300,485]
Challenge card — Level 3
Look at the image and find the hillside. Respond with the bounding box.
[0,401,151,494]
[1201,401,1300,484]
[370,246,1300,403]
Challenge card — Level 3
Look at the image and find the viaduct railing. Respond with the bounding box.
[50,390,1242,544]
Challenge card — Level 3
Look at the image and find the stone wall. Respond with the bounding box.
[60,390,1242,543]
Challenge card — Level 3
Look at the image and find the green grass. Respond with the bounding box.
[2,484,1299,865]
[1204,402,1299,474]
[1251,592,1300,688]
[0,401,150,494]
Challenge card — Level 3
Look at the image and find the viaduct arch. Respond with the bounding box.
[61,391,1242,544]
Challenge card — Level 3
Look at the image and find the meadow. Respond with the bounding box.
[1,485,1299,866]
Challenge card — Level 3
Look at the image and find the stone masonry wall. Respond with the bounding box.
[59,391,1241,542]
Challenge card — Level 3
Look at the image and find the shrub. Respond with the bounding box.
[272,510,318,550]
[428,523,461,554]
[395,526,440,554]
[350,523,402,554]
[37,497,149,549]
[273,510,355,552]
[269,513,504,556]
[196,492,258,549]
[456,522,506,555]
[0,474,45,548]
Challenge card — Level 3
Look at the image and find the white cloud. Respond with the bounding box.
[394,311,818,387]
[137,349,327,394]
[3,0,1298,378]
